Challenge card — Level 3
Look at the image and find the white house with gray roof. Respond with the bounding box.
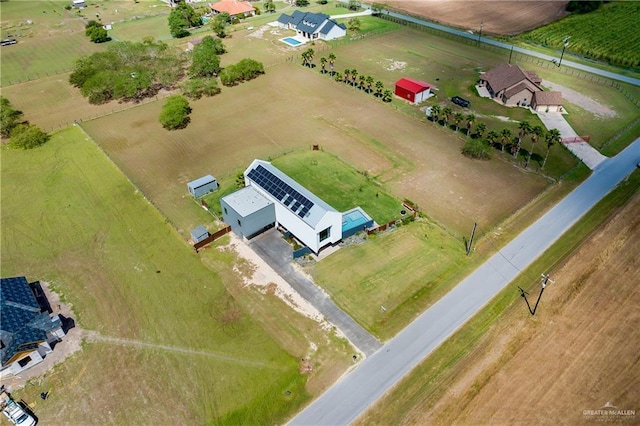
[276,11,346,41]
[221,160,343,253]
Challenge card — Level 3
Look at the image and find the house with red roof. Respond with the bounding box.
[394,78,433,104]
[209,0,255,19]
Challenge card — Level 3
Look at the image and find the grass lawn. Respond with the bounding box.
[1,126,350,424]
[311,221,470,340]
[109,14,172,42]
[272,150,401,223]
[356,169,640,425]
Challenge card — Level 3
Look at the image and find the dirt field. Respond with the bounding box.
[83,63,547,238]
[384,0,570,35]
[363,186,640,424]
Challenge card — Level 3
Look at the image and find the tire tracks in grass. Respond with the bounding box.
[84,331,285,370]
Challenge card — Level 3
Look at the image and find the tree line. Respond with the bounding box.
[1,97,49,150]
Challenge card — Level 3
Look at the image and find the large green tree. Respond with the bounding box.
[159,95,191,130]
[189,36,222,77]
[181,78,221,100]
[210,12,230,38]
[9,124,49,149]
[69,40,185,104]
[169,2,202,38]
[0,96,24,138]
[85,20,110,43]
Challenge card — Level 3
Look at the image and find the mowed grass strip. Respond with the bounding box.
[312,221,469,340]
[0,127,310,424]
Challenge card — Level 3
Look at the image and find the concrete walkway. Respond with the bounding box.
[249,229,382,356]
[329,9,372,19]
[537,112,608,169]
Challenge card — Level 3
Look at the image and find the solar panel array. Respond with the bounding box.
[247,165,314,218]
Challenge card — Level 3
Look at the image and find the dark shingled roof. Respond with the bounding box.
[1,277,60,366]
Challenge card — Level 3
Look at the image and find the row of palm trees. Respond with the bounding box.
[311,52,394,102]
[430,105,561,169]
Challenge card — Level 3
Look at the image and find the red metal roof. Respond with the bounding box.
[395,77,432,94]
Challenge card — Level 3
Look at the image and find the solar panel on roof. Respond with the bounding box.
[248,164,315,218]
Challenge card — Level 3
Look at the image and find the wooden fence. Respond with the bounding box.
[194,225,232,252]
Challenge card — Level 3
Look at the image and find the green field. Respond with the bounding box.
[312,221,470,339]
[1,127,351,424]
[518,2,640,68]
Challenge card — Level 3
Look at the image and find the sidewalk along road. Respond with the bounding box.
[289,138,640,425]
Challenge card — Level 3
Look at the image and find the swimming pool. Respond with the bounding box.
[281,37,302,47]
[342,208,373,237]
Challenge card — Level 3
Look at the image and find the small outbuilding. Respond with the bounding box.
[187,175,218,198]
[186,37,203,51]
[72,0,86,8]
[221,186,275,239]
[394,78,433,104]
[190,225,209,243]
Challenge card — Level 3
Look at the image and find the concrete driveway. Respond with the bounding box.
[249,229,382,356]
[537,112,608,170]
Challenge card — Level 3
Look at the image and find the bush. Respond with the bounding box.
[1,96,24,138]
[181,78,221,100]
[220,58,265,86]
[462,139,491,159]
[9,124,49,149]
[159,95,191,130]
[189,36,223,77]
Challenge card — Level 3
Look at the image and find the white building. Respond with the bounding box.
[221,160,343,253]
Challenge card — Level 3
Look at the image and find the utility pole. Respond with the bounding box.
[518,274,555,315]
[477,21,483,46]
[508,46,513,64]
[558,36,570,68]
[466,222,477,256]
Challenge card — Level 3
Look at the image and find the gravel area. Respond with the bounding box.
[542,80,617,118]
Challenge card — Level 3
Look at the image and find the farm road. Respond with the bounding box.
[249,229,382,356]
[289,138,640,425]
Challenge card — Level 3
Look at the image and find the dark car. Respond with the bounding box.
[0,39,18,46]
[452,96,470,108]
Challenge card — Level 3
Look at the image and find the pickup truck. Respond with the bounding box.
[0,392,36,426]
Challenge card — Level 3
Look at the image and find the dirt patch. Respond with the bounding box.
[384,0,570,35]
[542,80,617,118]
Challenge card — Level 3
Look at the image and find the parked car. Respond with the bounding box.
[451,96,470,108]
[1,392,36,426]
[1,38,18,46]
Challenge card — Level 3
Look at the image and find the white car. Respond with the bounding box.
[1,392,36,426]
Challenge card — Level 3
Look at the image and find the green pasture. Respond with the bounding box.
[0,127,314,424]
[312,221,470,340]
[272,150,401,224]
[359,168,640,425]
[109,14,172,42]
[518,2,640,69]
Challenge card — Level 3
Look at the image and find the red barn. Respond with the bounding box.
[394,78,433,104]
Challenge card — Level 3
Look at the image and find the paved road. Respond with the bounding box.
[374,9,640,87]
[290,138,640,425]
[249,230,383,356]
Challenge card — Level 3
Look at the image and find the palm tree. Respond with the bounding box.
[486,130,499,148]
[320,57,327,74]
[474,122,487,139]
[430,105,441,123]
[526,125,544,168]
[514,120,531,158]
[328,53,336,75]
[301,51,309,67]
[465,113,476,137]
[366,75,374,93]
[334,71,343,82]
[305,48,315,68]
[453,112,464,132]
[442,107,451,128]
[542,128,561,170]
[499,128,512,152]
[358,74,366,90]
[375,80,384,97]
[350,69,358,86]
[343,69,350,84]
[382,89,393,102]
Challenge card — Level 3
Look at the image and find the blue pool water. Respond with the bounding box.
[282,37,302,46]
[342,209,373,237]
